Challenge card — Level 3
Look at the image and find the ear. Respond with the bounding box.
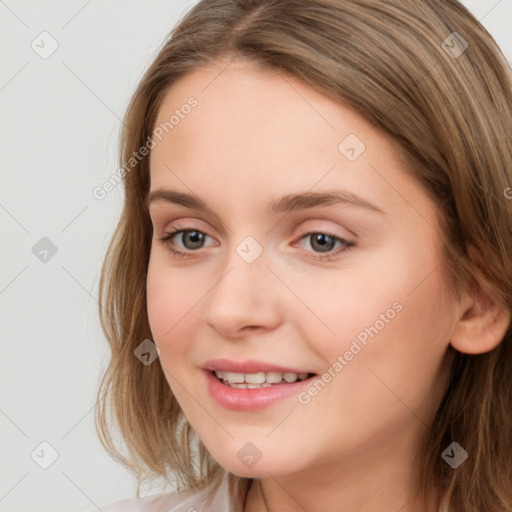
[449,255,510,355]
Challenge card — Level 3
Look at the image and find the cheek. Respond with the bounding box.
[274,251,432,358]
[317,271,453,438]
[146,254,208,411]
[146,252,199,358]
[301,241,453,409]
[366,268,454,390]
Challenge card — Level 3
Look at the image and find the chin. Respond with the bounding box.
[208,448,298,479]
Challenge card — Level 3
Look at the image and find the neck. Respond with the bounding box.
[244,426,432,512]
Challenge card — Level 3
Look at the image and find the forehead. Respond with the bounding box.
[148,59,436,228]
[152,59,375,161]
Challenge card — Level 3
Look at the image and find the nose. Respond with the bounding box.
[203,250,283,339]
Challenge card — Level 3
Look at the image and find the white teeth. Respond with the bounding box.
[244,372,266,384]
[265,371,283,384]
[214,369,311,387]
[229,382,248,389]
[224,371,244,383]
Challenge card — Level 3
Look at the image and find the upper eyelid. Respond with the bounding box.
[169,228,217,244]
[160,216,354,237]
[149,205,232,236]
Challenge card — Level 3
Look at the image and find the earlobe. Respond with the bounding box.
[449,286,511,355]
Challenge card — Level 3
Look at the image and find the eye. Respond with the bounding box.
[157,228,215,258]
[157,227,355,262]
[295,232,355,261]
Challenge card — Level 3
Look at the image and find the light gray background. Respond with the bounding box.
[1,1,511,511]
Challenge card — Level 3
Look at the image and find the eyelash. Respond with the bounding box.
[157,227,355,262]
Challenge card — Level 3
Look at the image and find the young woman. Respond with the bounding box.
[94,1,512,511]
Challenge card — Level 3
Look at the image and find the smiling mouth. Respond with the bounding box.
[211,370,316,389]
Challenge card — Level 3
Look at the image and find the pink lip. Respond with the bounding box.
[202,358,312,374]
[205,371,315,410]
[203,360,316,410]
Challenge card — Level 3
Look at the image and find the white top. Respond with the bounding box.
[91,479,449,512]
[91,477,237,512]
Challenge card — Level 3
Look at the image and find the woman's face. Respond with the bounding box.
[146,58,463,478]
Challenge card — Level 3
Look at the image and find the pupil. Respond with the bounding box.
[184,230,204,249]
[311,233,335,253]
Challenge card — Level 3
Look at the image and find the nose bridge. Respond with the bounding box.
[211,237,270,308]
[203,235,281,334]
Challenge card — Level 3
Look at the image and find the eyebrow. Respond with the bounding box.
[145,188,385,216]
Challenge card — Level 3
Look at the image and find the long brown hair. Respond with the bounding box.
[95,1,512,510]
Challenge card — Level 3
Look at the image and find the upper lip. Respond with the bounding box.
[202,358,315,374]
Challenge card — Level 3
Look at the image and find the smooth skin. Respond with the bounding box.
[145,58,510,512]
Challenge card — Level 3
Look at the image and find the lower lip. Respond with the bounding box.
[205,370,315,410]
